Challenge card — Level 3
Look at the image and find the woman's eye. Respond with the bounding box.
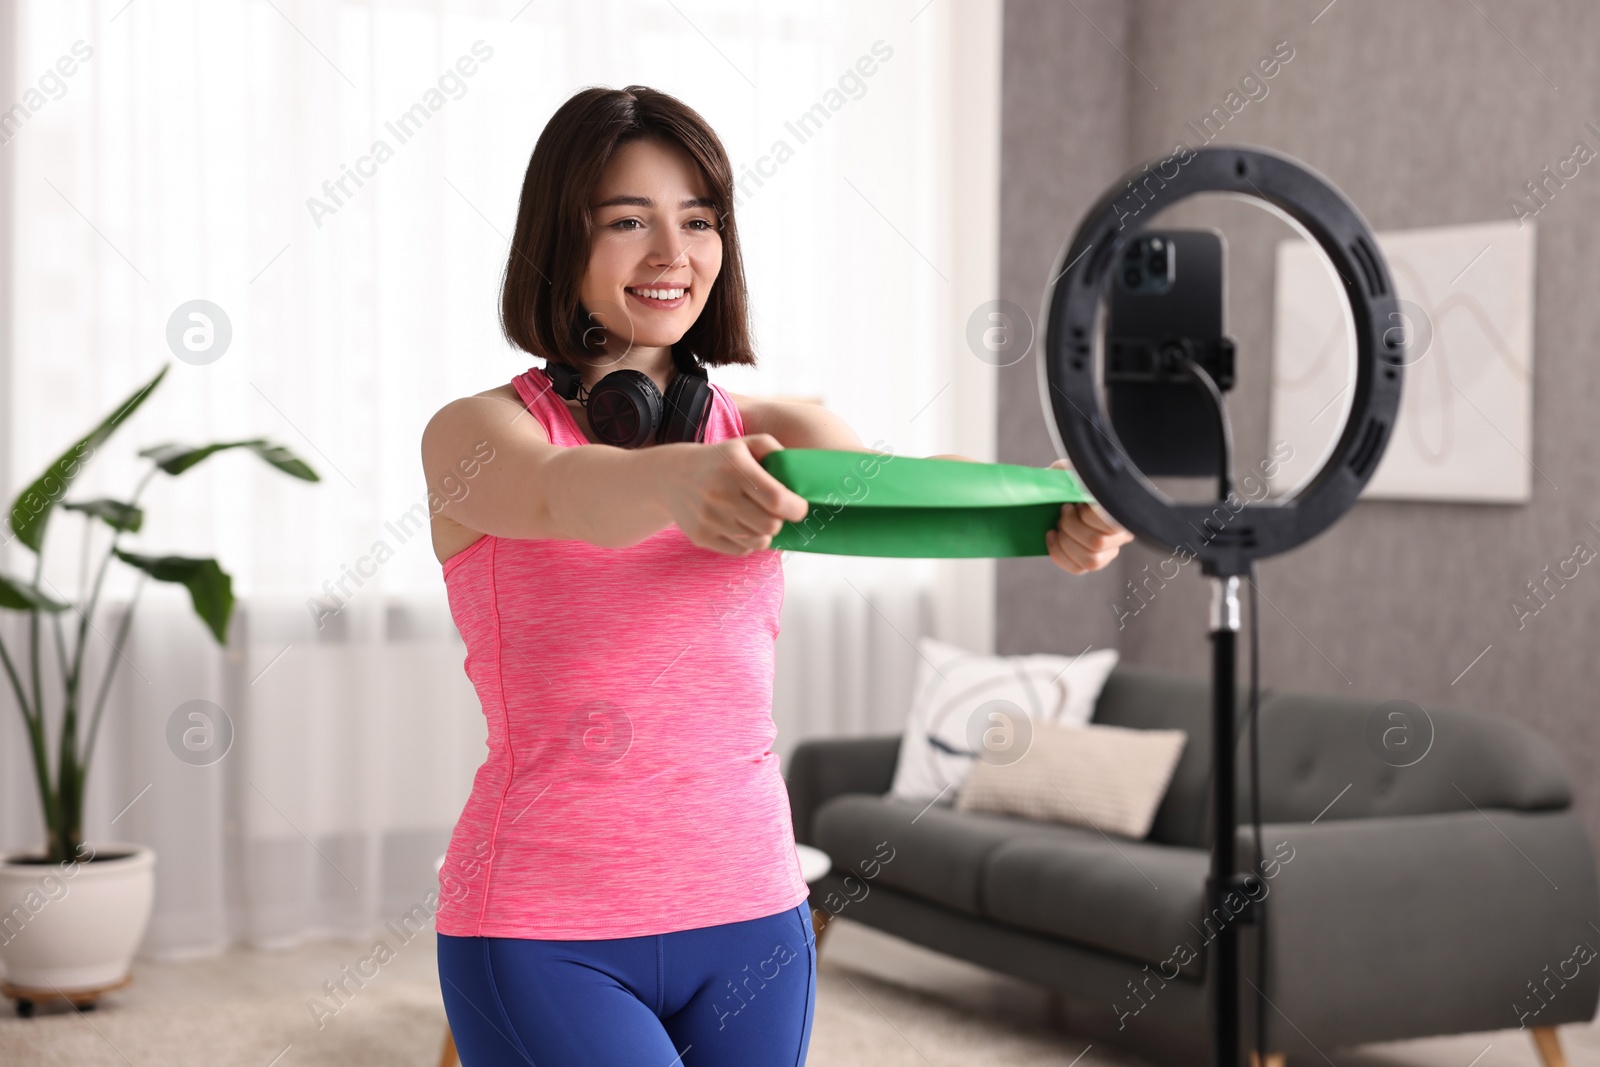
[609,217,715,232]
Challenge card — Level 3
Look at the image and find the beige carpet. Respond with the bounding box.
[0,919,1596,1065]
[808,963,1143,1067]
[0,958,1136,1067]
[0,982,444,1066]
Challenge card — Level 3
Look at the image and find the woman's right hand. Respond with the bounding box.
[664,434,811,555]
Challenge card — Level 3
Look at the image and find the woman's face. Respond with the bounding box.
[580,137,723,363]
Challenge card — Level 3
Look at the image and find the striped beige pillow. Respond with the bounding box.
[955,721,1187,839]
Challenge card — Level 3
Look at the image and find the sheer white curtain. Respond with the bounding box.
[0,0,1000,956]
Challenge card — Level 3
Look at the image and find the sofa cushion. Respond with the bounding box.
[887,637,1120,805]
[811,794,1075,916]
[811,793,1211,978]
[955,721,1188,839]
[1247,691,1572,824]
[981,833,1211,978]
[1090,665,1574,848]
[1090,666,1235,847]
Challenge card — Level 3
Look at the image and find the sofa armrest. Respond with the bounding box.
[785,734,901,846]
[1240,809,1600,1050]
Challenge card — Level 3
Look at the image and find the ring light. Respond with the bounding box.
[1037,145,1406,1067]
[1038,145,1405,577]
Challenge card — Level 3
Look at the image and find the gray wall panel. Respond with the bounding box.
[996,0,1135,660]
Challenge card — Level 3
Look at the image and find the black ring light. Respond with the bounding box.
[1036,145,1406,1067]
[1038,145,1404,578]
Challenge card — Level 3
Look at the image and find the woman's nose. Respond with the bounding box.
[650,235,690,269]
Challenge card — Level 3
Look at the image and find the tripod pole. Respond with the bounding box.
[1207,573,1242,1066]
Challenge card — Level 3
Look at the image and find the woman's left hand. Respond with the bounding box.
[1044,459,1135,575]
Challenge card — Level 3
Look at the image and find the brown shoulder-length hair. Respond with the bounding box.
[500,84,756,368]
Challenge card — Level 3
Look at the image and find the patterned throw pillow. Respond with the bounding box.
[886,637,1120,805]
[955,720,1188,839]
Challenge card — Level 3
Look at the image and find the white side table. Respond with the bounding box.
[796,843,831,884]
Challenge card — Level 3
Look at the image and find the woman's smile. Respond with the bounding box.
[624,283,689,310]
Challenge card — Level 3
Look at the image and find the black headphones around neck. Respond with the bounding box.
[543,344,713,449]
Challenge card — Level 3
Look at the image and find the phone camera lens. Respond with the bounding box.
[1149,252,1167,274]
[1123,268,1141,288]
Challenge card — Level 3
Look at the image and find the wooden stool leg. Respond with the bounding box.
[1531,1026,1568,1067]
[1249,1053,1285,1067]
[438,1025,458,1067]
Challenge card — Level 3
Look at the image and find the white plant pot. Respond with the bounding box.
[0,842,156,991]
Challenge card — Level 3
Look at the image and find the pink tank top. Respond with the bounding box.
[433,365,809,939]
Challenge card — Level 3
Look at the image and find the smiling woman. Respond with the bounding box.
[423,85,823,1067]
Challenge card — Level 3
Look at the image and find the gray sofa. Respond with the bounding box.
[788,663,1600,1065]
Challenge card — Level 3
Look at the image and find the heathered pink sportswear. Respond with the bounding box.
[433,365,810,939]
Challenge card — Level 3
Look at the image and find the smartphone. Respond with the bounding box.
[1104,228,1234,478]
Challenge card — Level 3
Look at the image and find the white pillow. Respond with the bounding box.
[886,637,1120,805]
[955,720,1187,839]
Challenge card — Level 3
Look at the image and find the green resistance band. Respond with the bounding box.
[758,448,1096,558]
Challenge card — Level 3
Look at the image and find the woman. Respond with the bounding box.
[422,85,1132,1067]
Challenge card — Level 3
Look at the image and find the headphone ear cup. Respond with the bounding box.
[589,369,663,449]
[659,373,713,444]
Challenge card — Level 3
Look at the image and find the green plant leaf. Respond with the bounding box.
[111,549,234,644]
[7,364,169,553]
[0,574,71,612]
[138,439,319,482]
[247,441,320,482]
[62,498,144,534]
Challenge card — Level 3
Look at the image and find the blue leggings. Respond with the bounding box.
[437,901,816,1066]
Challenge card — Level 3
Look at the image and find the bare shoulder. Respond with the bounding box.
[423,383,533,444]
[476,382,521,402]
[422,382,542,567]
[723,390,869,451]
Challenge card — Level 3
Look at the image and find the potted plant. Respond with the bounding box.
[0,363,318,1005]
